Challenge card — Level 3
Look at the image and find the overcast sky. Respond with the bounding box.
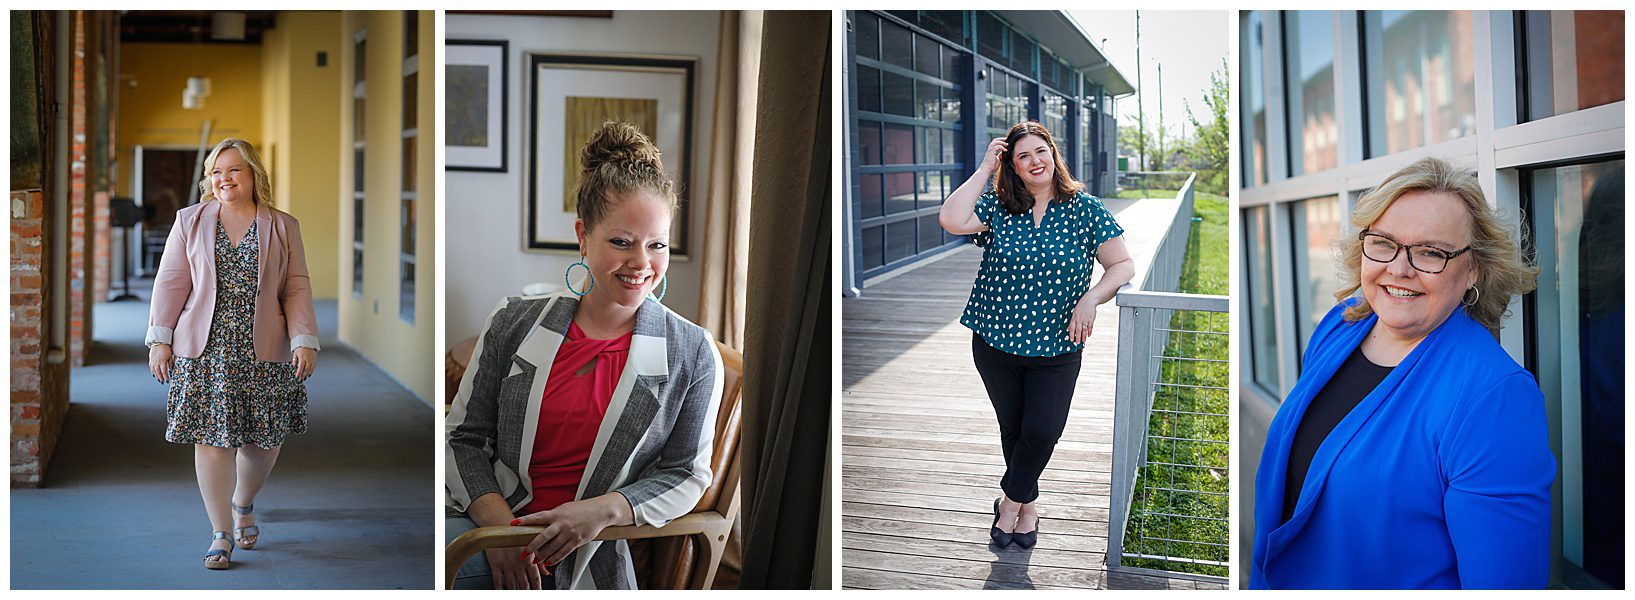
[1069,11,1230,143]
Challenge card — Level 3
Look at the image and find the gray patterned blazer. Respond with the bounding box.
[445,291,723,589]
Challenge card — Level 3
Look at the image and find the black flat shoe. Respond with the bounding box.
[990,498,1014,547]
[1013,517,1039,548]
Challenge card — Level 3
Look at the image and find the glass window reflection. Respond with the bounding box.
[1241,12,1268,185]
[1283,11,1338,176]
[1522,11,1626,120]
[1527,159,1624,588]
[1290,195,1342,356]
[1363,11,1477,156]
[1244,206,1282,393]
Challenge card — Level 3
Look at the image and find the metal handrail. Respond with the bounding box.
[1107,172,1229,581]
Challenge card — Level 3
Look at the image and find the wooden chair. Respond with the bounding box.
[445,341,744,590]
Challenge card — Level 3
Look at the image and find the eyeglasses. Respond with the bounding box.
[1358,230,1472,274]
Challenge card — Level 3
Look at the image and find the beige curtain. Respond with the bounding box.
[696,10,762,352]
[700,10,764,577]
[738,10,830,589]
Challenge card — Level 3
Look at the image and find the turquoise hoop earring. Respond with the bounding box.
[649,275,668,302]
[565,259,593,296]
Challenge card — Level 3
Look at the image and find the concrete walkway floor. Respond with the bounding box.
[10,284,436,589]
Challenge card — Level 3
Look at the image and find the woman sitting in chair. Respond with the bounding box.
[445,122,724,590]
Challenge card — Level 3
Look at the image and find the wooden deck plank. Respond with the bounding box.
[841,197,1216,589]
[844,466,1112,497]
[842,475,1112,509]
[843,198,1216,591]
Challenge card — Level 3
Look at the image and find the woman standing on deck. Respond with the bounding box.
[939,121,1135,548]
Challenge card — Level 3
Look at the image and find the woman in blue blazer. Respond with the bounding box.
[1251,157,1554,589]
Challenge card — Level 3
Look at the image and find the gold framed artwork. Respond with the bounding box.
[561,96,657,213]
[526,53,695,255]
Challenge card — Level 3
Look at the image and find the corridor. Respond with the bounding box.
[10,284,436,589]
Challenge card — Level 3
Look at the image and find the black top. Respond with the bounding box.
[1282,346,1394,523]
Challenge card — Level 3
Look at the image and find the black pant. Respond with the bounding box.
[971,333,1082,504]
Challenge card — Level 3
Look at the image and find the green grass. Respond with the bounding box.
[1118,196,1230,577]
[1179,197,1228,295]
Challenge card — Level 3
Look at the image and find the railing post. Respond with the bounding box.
[1109,297,1137,568]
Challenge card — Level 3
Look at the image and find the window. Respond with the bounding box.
[1241,12,1269,185]
[1289,195,1342,356]
[856,12,880,60]
[352,28,367,297]
[1524,158,1624,589]
[1521,11,1626,121]
[1283,11,1338,176]
[1363,11,1477,156]
[920,11,964,48]
[1042,91,1068,161]
[985,67,1031,138]
[1244,205,1281,393]
[977,11,1005,61]
[399,12,417,323]
[854,11,966,278]
[1079,98,1092,189]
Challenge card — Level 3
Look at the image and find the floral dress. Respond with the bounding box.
[165,220,308,449]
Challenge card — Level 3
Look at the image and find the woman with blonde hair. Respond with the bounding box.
[445,122,723,589]
[1250,157,1553,589]
[147,138,319,569]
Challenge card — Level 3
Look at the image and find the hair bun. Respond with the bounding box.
[580,121,664,176]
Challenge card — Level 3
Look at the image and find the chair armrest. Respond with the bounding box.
[596,510,727,541]
[443,511,733,589]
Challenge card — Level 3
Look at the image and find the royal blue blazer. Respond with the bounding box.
[1250,300,1554,589]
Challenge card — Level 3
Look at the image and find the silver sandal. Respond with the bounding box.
[204,531,234,570]
[233,502,260,550]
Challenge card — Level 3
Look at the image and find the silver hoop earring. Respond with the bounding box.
[1462,286,1480,307]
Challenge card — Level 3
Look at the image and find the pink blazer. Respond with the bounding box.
[145,201,320,362]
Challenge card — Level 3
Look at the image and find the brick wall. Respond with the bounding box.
[67,11,89,365]
[11,189,68,486]
[91,14,111,303]
[11,10,71,487]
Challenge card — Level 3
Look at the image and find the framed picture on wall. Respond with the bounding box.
[446,39,508,172]
[526,52,695,256]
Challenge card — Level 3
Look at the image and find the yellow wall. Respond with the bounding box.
[116,42,263,199]
[261,12,343,299]
[337,11,436,404]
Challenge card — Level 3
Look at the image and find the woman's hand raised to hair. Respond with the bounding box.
[942,138,1010,235]
[980,137,1008,175]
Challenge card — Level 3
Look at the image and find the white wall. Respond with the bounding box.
[445,12,719,341]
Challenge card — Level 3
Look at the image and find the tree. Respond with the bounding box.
[1185,60,1230,195]
[1119,113,1170,172]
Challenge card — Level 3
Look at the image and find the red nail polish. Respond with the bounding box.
[510,519,521,526]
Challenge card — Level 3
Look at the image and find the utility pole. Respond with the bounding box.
[1157,62,1164,171]
[1135,11,1144,172]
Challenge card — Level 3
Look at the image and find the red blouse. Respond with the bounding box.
[519,321,632,515]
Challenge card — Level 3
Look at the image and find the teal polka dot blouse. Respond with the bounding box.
[960,190,1125,357]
